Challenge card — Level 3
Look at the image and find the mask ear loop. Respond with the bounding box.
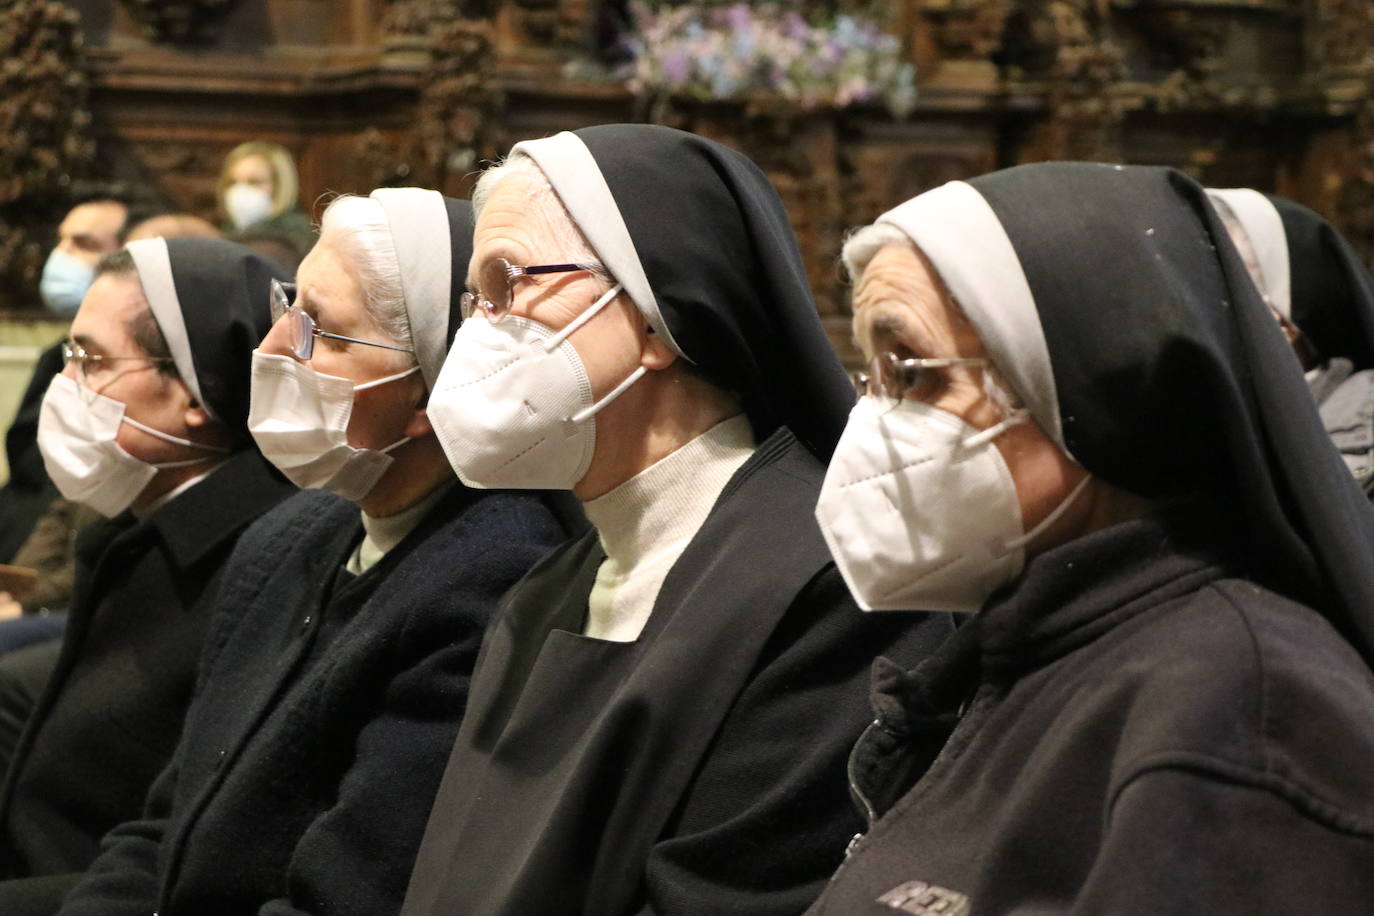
[569,365,647,424]
[995,473,1094,556]
[544,283,623,353]
[121,416,232,454]
[352,364,421,392]
[352,364,424,455]
[962,408,1030,451]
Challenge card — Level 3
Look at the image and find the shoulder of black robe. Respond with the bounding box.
[511,124,854,461]
[127,237,292,447]
[1265,194,1374,371]
[877,162,1374,662]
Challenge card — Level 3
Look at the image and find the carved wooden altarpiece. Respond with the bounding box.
[4,0,1374,364]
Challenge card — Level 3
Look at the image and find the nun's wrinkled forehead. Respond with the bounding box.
[867,180,1066,450]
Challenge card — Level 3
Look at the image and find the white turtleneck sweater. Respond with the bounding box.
[346,481,455,575]
[582,413,757,642]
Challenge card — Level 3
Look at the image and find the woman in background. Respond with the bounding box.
[217,140,316,260]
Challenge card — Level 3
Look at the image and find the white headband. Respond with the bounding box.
[127,237,208,415]
[1206,187,1292,320]
[371,187,452,390]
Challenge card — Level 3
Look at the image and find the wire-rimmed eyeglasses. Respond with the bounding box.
[61,339,175,390]
[269,278,415,362]
[460,258,605,322]
[852,351,988,401]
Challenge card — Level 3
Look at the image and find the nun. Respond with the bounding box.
[1208,187,1374,495]
[403,125,953,915]
[58,190,581,916]
[808,163,1374,913]
[0,239,296,914]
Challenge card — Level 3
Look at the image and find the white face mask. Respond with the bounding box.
[815,396,1090,614]
[224,182,274,230]
[37,373,227,518]
[247,351,419,501]
[429,283,646,490]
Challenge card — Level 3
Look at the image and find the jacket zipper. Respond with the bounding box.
[844,718,883,856]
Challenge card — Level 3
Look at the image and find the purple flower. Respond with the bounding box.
[661,50,691,84]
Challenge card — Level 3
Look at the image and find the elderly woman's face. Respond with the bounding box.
[851,242,1087,544]
[258,239,423,450]
[468,171,648,403]
[851,243,1003,430]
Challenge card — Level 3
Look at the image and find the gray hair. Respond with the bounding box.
[317,195,412,348]
[841,221,914,287]
[472,152,611,289]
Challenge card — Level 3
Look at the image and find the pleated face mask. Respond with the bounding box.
[247,351,419,501]
[429,283,646,491]
[815,396,1089,614]
[37,373,227,517]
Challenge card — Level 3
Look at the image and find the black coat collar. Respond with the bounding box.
[145,450,292,570]
[877,508,1235,730]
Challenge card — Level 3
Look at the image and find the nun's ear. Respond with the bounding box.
[184,403,212,428]
[405,381,437,439]
[641,325,678,371]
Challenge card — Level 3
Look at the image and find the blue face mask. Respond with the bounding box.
[39,248,95,316]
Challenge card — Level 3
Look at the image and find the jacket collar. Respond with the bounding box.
[975,506,1233,677]
[877,506,1235,727]
[145,449,293,570]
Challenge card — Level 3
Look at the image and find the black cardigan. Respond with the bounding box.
[0,449,295,913]
[401,428,955,916]
[808,510,1374,914]
[58,483,579,916]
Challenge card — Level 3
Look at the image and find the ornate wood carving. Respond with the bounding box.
[1332,98,1374,270]
[1011,0,1129,161]
[906,0,1011,84]
[1307,0,1374,75]
[0,0,94,310]
[369,2,505,193]
[16,0,1374,322]
[118,0,245,43]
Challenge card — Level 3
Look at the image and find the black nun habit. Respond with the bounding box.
[401,125,951,916]
[57,192,582,916]
[1208,187,1374,493]
[809,163,1374,915]
[0,238,297,914]
[130,237,290,442]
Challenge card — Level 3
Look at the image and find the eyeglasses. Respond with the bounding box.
[61,340,175,389]
[269,278,415,362]
[852,351,988,401]
[460,258,605,323]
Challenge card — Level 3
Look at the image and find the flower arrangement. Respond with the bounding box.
[620,1,916,116]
